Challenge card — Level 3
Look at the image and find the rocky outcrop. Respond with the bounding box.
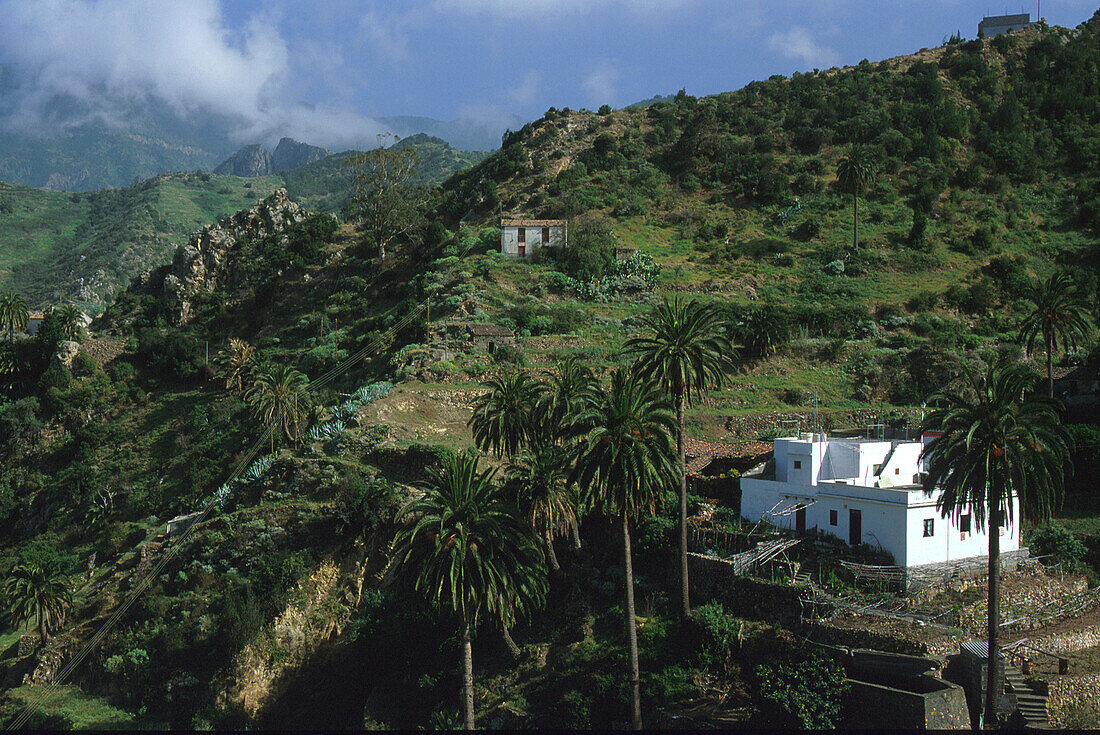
[214,144,272,177]
[53,340,80,368]
[160,188,308,324]
[271,138,330,172]
[214,138,330,177]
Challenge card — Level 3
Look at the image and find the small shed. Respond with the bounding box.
[25,311,45,336]
[465,324,516,355]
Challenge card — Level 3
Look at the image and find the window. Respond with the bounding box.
[830,509,838,526]
[923,519,934,537]
[895,468,900,475]
[517,227,526,242]
[873,463,883,475]
[542,226,550,242]
[793,460,802,470]
[960,515,971,533]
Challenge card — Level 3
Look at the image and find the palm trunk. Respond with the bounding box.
[500,618,521,661]
[38,615,49,646]
[852,191,859,251]
[622,510,642,730]
[1046,331,1054,400]
[677,392,690,620]
[984,484,1002,729]
[545,527,561,573]
[570,516,582,550]
[462,618,475,730]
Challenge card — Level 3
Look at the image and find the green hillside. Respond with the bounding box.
[0,18,1098,731]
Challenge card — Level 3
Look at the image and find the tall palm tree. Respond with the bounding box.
[537,357,596,548]
[4,563,72,645]
[920,363,1069,728]
[468,370,540,459]
[505,443,576,574]
[223,338,257,394]
[836,145,875,252]
[56,305,84,341]
[0,290,29,343]
[395,452,544,730]
[1018,271,1093,399]
[626,296,733,619]
[570,370,677,730]
[246,363,312,452]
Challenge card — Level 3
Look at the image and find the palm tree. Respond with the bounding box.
[626,296,733,619]
[395,451,544,730]
[246,363,312,452]
[505,443,576,574]
[1018,271,1093,399]
[0,290,29,343]
[56,305,84,341]
[468,370,540,459]
[920,363,1069,728]
[570,370,677,730]
[836,145,875,252]
[4,563,72,645]
[223,338,257,394]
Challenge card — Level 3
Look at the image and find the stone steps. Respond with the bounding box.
[1005,665,1048,726]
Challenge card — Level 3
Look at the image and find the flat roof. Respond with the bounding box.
[500,219,566,227]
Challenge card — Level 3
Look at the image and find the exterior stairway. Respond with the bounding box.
[1005,665,1049,728]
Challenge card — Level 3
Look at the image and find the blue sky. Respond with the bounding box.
[1,0,1096,148]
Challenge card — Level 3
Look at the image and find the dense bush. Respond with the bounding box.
[755,650,849,729]
[136,329,205,382]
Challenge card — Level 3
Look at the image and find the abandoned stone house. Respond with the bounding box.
[500,218,567,257]
[462,324,516,355]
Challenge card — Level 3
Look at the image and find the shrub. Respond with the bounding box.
[492,343,525,366]
[755,650,849,729]
[1028,524,1087,572]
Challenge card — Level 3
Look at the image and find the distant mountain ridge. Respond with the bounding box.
[378,114,521,152]
[214,138,332,177]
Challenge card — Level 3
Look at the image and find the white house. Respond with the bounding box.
[740,432,1020,568]
[978,13,1030,37]
[500,218,567,257]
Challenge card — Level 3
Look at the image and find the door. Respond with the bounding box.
[518,244,526,257]
[849,509,862,546]
[795,506,806,532]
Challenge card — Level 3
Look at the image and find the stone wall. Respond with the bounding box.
[721,408,921,441]
[688,553,803,627]
[1048,673,1100,728]
[843,677,970,730]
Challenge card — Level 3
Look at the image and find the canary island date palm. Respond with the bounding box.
[0,290,28,343]
[920,363,1069,728]
[223,338,257,394]
[836,144,875,252]
[626,295,734,619]
[505,443,576,574]
[4,563,72,645]
[247,363,312,452]
[468,370,540,459]
[395,452,544,729]
[56,305,84,341]
[569,370,677,730]
[1018,271,1093,399]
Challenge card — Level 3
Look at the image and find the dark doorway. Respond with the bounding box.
[518,244,526,256]
[487,341,495,354]
[849,509,862,546]
[795,506,806,532]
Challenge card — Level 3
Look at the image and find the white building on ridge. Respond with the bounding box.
[740,432,1020,568]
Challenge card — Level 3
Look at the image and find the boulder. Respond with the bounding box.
[53,340,80,367]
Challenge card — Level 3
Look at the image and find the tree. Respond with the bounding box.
[836,145,876,251]
[626,296,734,619]
[246,364,312,452]
[345,144,428,260]
[505,443,576,574]
[1018,271,1093,398]
[56,305,84,342]
[0,290,28,343]
[395,452,544,729]
[468,370,540,459]
[569,370,677,730]
[920,363,1069,728]
[223,338,257,394]
[4,563,72,645]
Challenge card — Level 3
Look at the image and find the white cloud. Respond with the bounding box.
[582,61,620,106]
[765,26,840,69]
[0,0,388,147]
[507,70,541,106]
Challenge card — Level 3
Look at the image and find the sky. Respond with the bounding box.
[0,0,1096,150]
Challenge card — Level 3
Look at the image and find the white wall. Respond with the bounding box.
[904,496,1020,567]
[500,224,566,256]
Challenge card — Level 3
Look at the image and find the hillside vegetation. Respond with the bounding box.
[0,17,1097,730]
